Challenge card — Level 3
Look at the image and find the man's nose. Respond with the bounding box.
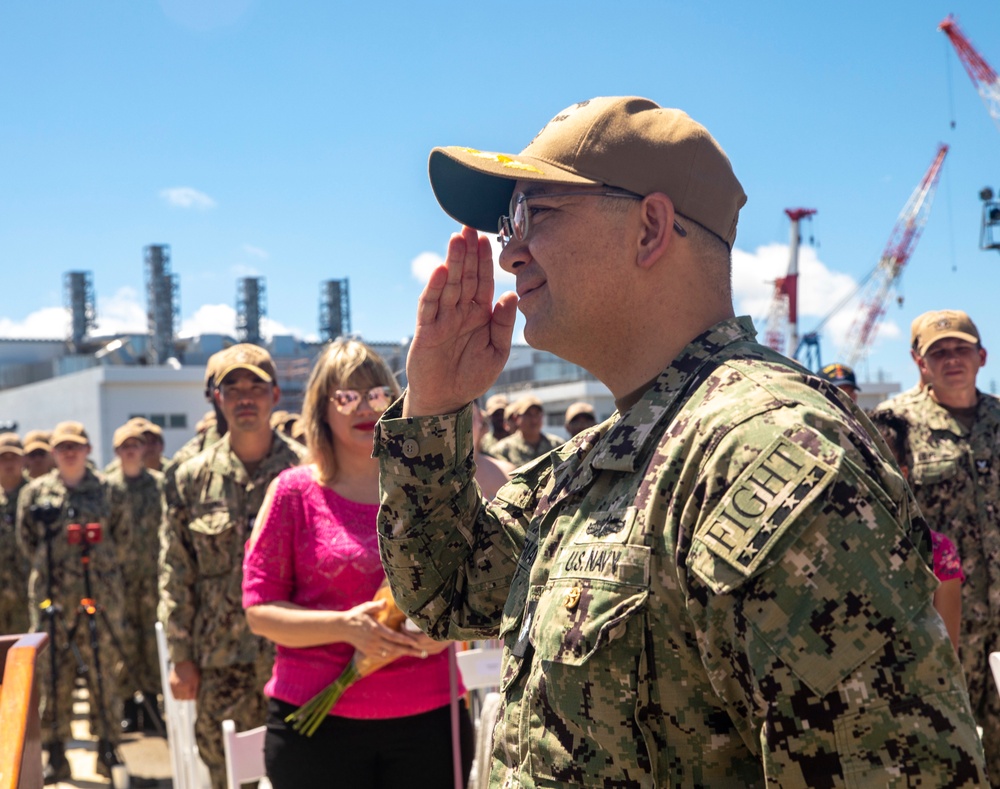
[498,237,528,273]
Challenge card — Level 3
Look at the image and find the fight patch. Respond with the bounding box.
[698,436,836,576]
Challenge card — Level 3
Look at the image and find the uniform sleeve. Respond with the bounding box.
[242,473,298,608]
[105,480,133,562]
[374,399,530,641]
[684,415,986,784]
[158,468,197,664]
[15,485,38,562]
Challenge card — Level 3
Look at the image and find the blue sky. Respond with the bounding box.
[3,1,1000,392]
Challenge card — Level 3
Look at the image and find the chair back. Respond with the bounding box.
[990,652,1000,698]
[155,622,211,789]
[455,647,502,691]
[221,720,267,789]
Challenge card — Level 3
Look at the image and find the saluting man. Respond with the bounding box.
[374,97,987,786]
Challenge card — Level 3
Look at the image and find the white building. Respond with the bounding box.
[0,364,205,466]
[0,331,904,465]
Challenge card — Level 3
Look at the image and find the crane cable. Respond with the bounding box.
[942,35,959,272]
[945,34,958,130]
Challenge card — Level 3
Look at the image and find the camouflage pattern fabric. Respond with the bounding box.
[487,431,564,467]
[17,469,127,744]
[0,476,30,634]
[106,466,164,694]
[871,387,1000,780]
[479,431,501,456]
[159,430,305,668]
[160,430,301,789]
[195,663,269,789]
[162,422,224,481]
[375,317,988,788]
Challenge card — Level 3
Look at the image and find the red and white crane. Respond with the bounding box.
[939,14,1000,133]
[842,144,949,366]
[764,208,817,356]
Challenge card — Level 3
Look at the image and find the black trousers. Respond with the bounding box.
[265,697,475,789]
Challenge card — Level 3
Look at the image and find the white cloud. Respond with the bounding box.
[160,187,217,210]
[0,307,70,339]
[231,264,262,279]
[411,251,443,283]
[262,317,309,339]
[178,303,310,342]
[732,243,903,360]
[243,244,269,259]
[93,286,147,335]
[179,304,237,337]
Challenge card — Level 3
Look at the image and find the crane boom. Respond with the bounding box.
[939,15,1000,133]
[843,144,949,367]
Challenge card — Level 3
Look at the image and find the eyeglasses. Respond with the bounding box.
[497,190,687,248]
[219,381,272,400]
[330,386,393,414]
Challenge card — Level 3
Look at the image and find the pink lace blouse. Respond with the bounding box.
[242,464,460,719]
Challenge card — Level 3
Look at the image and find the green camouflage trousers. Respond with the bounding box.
[117,574,160,697]
[195,663,269,789]
[963,627,1000,784]
[0,586,29,636]
[36,605,123,745]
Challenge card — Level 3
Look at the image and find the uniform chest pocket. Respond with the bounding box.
[528,541,650,667]
[189,510,239,578]
[909,456,961,487]
[528,578,647,666]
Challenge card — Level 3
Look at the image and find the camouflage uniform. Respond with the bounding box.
[376,317,987,788]
[16,469,128,745]
[487,431,564,467]
[479,431,501,456]
[162,422,224,481]
[0,475,30,634]
[105,466,164,696]
[159,431,306,789]
[871,387,1000,778]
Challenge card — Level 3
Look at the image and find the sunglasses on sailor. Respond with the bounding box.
[497,190,687,249]
[330,386,393,415]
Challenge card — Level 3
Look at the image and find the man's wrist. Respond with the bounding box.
[402,389,469,419]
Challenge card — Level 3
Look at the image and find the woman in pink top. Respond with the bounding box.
[243,339,472,789]
[930,529,964,653]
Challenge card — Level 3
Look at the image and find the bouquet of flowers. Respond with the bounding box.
[285,579,407,736]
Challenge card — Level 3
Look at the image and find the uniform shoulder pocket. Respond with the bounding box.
[690,434,840,592]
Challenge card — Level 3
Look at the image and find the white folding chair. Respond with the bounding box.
[155,621,211,789]
[455,646,502,692]
[222,719,268,789]
[456,646,503,789]
[990,652,1000,698]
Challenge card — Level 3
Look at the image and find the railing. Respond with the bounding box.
[0,632,49,789]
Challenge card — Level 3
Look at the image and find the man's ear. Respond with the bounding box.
[636,192,677,270]
[916,353,930,378]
